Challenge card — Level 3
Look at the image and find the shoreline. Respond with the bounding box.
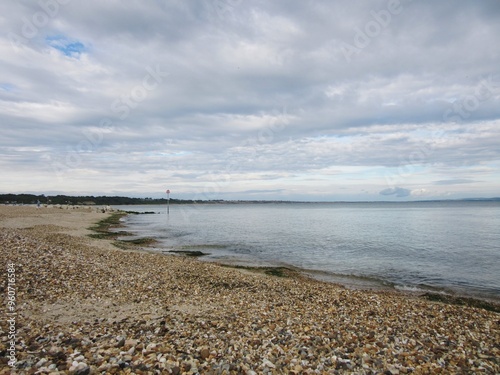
[1,206,499,374]
[118,209,500,310]
[204,258,500,310]
[203,261,500,314]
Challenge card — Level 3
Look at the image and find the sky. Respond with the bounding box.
[1,0,499,201]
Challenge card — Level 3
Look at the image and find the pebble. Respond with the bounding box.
[1,206,499,374]
[200,347,210,359]
[35,358,48,368]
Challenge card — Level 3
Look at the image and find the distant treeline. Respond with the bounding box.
[0,194,212,205]
[2,194,499,206]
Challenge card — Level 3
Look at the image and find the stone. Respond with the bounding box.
[35,358,48,368]
[200,347,210,359]
[116,337,126,347]
[75,364,90,375]
[48,346,62,355]
[125,339,138,348]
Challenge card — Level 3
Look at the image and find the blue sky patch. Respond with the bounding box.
[46,35,87,57]
[0,83,15,92]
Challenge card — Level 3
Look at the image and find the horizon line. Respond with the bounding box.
[1,193,499,204]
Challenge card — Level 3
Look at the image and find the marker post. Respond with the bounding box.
[166,189,170,214]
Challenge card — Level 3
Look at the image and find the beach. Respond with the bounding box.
[0,206,498,374]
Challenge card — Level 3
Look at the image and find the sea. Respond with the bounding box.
[114,201,500,301]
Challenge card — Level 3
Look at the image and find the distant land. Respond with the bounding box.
[0,194,198,206]
[1,193,499,206]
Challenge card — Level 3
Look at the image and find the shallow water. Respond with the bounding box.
[116,201,500,300]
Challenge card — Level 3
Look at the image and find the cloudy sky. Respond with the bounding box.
[1,0,499,201]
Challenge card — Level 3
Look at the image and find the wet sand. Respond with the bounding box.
[0,206,498,374]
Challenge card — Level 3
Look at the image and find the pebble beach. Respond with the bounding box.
[0,206,499,374]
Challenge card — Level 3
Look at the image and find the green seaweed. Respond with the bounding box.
[221,264,295,278]
[88,212,127,235]
[121,237,157,245]
[422,293,500,313]
[87,212,153,251]
[264,267,288,277]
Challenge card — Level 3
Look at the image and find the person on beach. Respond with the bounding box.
[36,200,41,209]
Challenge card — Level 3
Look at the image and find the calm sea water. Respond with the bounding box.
[116,202,500,301]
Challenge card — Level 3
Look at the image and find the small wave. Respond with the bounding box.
[394,284,447,294]
[178,244,229,250]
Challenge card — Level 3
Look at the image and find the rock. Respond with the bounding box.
[69,362,90,374]
[118,360,129,369]
[182,362,191,372]
[116,337,125,347]
[200,347,210,359]
[75,364,90,375]
[98,363,110,372]
[48,346,62,355]
[35,358,48,368]
[133,363,150,371]
[263,359,276,368]
[124,339,138,348]
[386,366,400,375]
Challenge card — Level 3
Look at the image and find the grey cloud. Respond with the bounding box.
[1,0,500,200]
[379,187,411,198]
[433,179,477,185]
[237,189,286,195]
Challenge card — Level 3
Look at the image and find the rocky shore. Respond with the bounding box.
[0,206,499,374]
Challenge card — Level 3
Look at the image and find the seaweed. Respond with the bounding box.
[167,250,208,257]
[221,264,296,278]
[88,212,127,236]
[422,292,500,313]
[88,212,158,250]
